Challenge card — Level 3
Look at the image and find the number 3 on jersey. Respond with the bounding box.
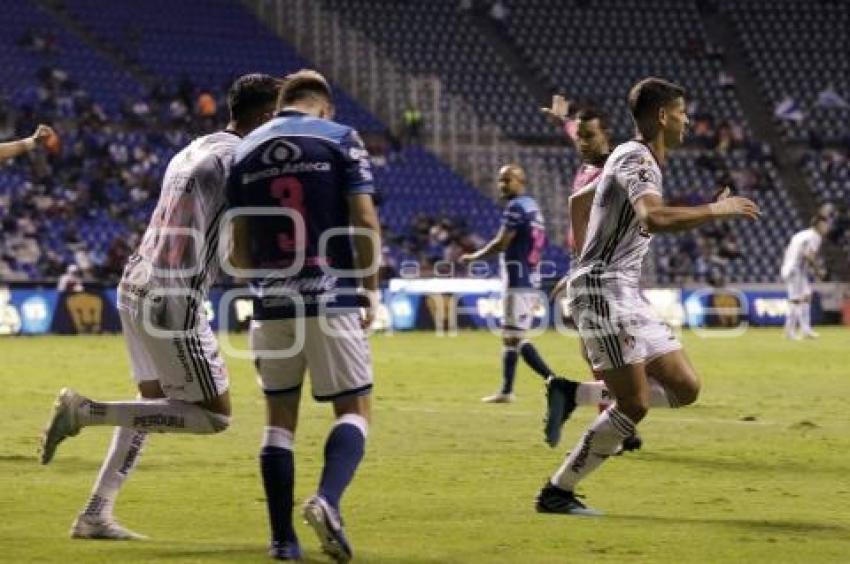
[270,176,306,252]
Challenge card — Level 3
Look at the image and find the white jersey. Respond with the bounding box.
[781,228,822,280]
[120,131,240,307]
[572,140,662,286]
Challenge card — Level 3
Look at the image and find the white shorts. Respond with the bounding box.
[569,275,681,371]
[119,301,229,403]
[250,313,373,401]
[784,273,812,301]
[503,289,540,335]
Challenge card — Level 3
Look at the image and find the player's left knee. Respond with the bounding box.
[676,380,701,406]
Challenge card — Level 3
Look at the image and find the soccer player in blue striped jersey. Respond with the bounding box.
[227,69,379,562]
[38,75,281,539]
[460,164,559,403]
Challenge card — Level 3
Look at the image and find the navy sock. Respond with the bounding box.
[260,446,296,543]
[520,342,553,379]
[318,423,366,511]
[502,348,518,394]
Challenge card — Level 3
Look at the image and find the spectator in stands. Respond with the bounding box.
[402,103,423,145]
[196,90,217,118]
[489,1,509,24]
[57,264,84,293]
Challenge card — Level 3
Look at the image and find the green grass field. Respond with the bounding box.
[2,328,849,563]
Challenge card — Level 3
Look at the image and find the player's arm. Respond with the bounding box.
[0,124,54,160]
[459,227,516,263]
[634,190,760,234]
[620,151,761,233]
[568,180,597,254]
[540,94,579,145]
[349,193,382,328]
[342,127,382,328]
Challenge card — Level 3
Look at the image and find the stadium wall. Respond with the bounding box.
[2,282,848,336]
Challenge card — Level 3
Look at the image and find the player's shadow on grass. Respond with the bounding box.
[130,546,442,563]
[635,451,849,475]
[610,514,848,535]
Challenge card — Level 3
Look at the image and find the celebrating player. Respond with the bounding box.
[542,97,642,451]
[460,164,558,403]
[541,96,644,452]
[39,74,281,539]
[227,69,380,562]
[0,124,56,160]
[541,95,610,256]
[535,77,760,515]
[781,215,828,339]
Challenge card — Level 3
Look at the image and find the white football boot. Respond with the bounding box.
[71,514,147,540]
[40,388,85,464]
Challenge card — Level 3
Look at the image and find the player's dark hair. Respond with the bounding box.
[278,69,333,108]
[627,77,686,132]
[576,105,610,131]
[228,73,281,123]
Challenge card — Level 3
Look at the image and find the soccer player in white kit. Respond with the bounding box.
[38,74,281,539]
[535,78,761,515]
[541,97,641,453]
[781,215,828,339]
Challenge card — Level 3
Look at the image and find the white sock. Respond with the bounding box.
[77,399,229,433]
[575,380,676,408]
[648,378,679,408]
[787,303,802,336]
[784,303,795,336]
[262,425,294,450]
[551,406,636,491]
[82,427,147,520]
[574,381,614,407]
[801,302,812,333]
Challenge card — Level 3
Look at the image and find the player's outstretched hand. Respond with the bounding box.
[32,124,56,145]
[709,193,761,221]
[541,95,569,125]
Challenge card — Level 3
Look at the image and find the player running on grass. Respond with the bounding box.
[39,74,280,540]
[535,77,760,515]
[541,96,640,452]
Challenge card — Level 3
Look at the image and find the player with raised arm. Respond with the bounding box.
[460,164,559,403]
[781,215,828,339]
[39,74,280,539]
[227,69,380,562]
[541,95,609,256]
[0,124,56,160]
[535,77,760,515]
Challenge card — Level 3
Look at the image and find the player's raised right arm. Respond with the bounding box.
[634,191,761,234]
